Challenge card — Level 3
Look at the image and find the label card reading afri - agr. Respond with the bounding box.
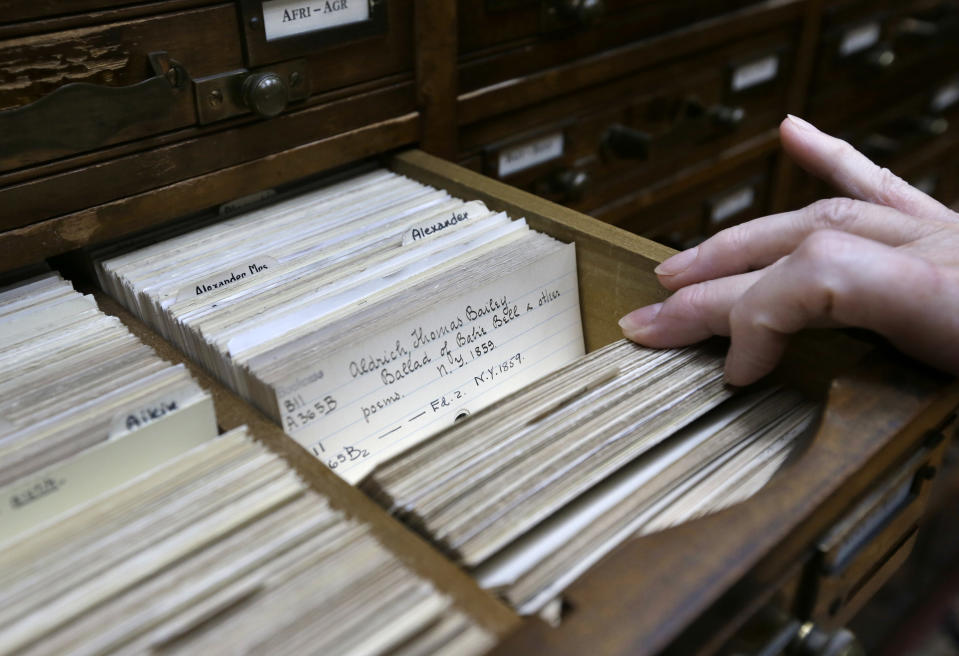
[276,243,584,483]
[261,0,370,41]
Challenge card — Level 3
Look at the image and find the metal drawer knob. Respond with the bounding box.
[791,623,865,656]
[710,105,747,129]
[551,0,606,25]
[603,124,651,159]
[550,168,591,201]
[862,46,896,70]
[242,71,289,119]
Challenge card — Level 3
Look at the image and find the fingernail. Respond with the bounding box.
[619,303,663,337]
[654,247,698,276]
[786,114,816,132]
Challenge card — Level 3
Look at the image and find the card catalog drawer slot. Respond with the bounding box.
[458,0,770,93]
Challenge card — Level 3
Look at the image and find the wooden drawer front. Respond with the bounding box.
[2,1,198,25]
[809,0,959,128]
[806,425,954,630]
[591,155,774,250]
[0,5,243,171]
[236,0,412,89]
[460,26,795,212]
[0,2,412,173]
[457,0,764,93]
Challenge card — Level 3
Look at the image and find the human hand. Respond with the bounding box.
[619,114,959,385]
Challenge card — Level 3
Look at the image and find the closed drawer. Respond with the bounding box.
[791,76,959,209]
[459,25,795,212]
[591,153,775,250]
[804,418,955,630]
[0,1,412,173]
[809,0,959,128]
[458,0,765,93]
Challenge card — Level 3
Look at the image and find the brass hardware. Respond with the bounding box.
[0,51,188,162]
[541,0,606,31]
[861,45,896,70]
[710,104,747,129]
[207,89,224,109]
[603,124,652,160]
[547,0,606,25]
[193,60,309,125]
[789,624,864,656]
[545,168,591,202]
[242,72,289,118]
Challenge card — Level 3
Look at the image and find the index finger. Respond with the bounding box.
[781,115,959,223]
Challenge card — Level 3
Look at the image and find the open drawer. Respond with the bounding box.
[57,149,959,655]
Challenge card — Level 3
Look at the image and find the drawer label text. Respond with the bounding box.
[261,0,370,41]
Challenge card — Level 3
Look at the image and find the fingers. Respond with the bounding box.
[780,115,959,223]
[655,197,939,290]
[623,230,959,386]
[725,230,959,384]
[619,270,764,346]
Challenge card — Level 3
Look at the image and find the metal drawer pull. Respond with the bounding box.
[602,99,746,160]
[0,51,188,160]
[545,167,591,201]
[791,623,864,656]
[547,0,606,26]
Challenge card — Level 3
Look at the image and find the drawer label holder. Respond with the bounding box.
[239,0,387,68]
[261,0,370,41]
[496,132,565,178]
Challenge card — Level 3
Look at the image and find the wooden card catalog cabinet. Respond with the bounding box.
[809,0,959,129]
[456,9,795,230]
[5,2,959,654]
[457,0,767,93]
